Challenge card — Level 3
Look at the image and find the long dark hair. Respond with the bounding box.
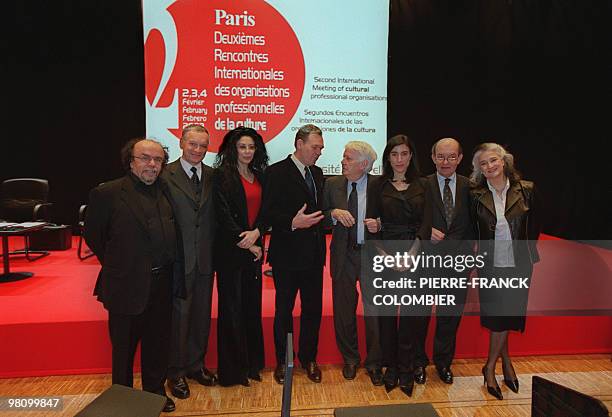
[214,127,269,175]
[381,134,420,181]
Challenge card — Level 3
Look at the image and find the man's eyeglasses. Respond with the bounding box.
[434,155,459,163]
[133,155,164,164]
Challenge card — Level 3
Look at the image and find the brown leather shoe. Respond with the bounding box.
[303,361,322,383]
[273,364,286,385]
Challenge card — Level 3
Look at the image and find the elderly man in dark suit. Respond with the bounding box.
[161,124,217,400]
[414,137,473,385]
[323,141,384,386]
[262,124,326,385]
[85,138,180,412]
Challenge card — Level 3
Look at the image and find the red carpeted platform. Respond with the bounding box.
[0,235,610,378]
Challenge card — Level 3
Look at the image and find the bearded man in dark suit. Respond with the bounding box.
[261,124,327,385]
[85,138,181,413]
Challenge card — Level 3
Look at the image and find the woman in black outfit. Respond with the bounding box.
[213,127,269,387]
[373,134,426,397]
[469,142,541,400]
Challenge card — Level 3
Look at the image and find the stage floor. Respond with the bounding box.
[0,236,610,378]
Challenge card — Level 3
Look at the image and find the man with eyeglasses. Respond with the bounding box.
[85,138,181,412]
[414,137,473,386]
[161,124,217,401]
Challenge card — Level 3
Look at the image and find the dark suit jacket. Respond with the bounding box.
[262,156,326,270]
[84,175,181,315]
[420,173,473,255]
[213,167,266,271]
[323,174,380,279]
[162,159,215,280]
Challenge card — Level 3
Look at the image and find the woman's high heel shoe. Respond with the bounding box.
[399,375,414,397]
[482,367,503,400]
[502,363,519,393]
[383,368,398,393]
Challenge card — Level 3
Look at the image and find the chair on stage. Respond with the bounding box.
[0,178,52,261]
[77,204,94,260]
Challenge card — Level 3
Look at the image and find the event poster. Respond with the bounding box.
[143,0,389,172]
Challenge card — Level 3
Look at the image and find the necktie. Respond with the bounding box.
[347,182,358,248]
[304,167,316,202]
[190,166,200,194]
[443,178,454,226]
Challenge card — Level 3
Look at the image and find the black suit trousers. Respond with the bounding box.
[273,266,323,365]
[414,267,468,368]
[217,264,265,386]
[108,269,172,393]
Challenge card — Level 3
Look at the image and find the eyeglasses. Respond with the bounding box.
[434,155,459,162]
[133,155,164,164]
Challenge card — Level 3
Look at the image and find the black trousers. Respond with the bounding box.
[332,247,382,369]
[168,268,214,378]
[273,266,323,365]
[414,268,467,369]
[217,264,264,386]
[379,314,427,376]
[108,269,172,393]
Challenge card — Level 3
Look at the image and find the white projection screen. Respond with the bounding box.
[143,0,389,174]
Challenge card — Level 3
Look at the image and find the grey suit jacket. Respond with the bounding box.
[323,174,380,279]
[162,159,215,279]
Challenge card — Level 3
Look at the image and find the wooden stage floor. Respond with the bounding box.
[0,354,610,416]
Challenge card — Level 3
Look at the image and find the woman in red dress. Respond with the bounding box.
[213,127,269,386]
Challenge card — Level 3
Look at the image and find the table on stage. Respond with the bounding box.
[0,222,47,283]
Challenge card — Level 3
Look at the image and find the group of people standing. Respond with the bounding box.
[85,123,540,412]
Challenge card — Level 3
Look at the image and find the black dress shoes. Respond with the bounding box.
[304,361,322,383]
[187,368,218,386]
[482,366,503,400]
[342,363,358,380]
[168,376,190,399]
[383,367,398,393]
[414,366,427,384]
[366,368,384,386]
[436,366,454,384]
[273,364,286,385]
[399,374,414,397]
[248,369,262,382]
[162,396,176,413]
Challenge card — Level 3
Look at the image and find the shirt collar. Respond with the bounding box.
[180,157,201,176]
[291,153,307,176]
[436,171,456,184]
[486,177,510,195]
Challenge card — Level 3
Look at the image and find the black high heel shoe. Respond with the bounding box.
[383,368,398,393]
[482,367,503,400]
[399,374,414,397]
[502,364,519,393]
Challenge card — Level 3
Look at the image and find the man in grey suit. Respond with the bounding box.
[162,124,217,400]
[323,141,383,386]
